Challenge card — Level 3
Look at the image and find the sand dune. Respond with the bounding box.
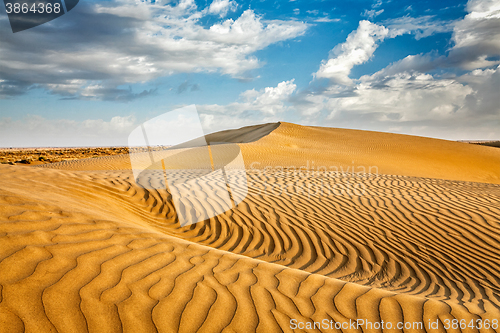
[1,122,500,332]
[40,122,500,184]
[238,122,500,184]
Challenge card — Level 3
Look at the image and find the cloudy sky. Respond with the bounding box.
[0,0,499,146]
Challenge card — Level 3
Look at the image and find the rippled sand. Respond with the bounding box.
[1,122,500,332]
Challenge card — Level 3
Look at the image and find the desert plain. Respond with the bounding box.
[1,122,500,332]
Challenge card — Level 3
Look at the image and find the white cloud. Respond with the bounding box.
[286,69,499,140]
[204,11,307,51]
[197,80,296,133]
[361,0,384,18]
[325,72,473,122]
[372,0,383,9]
[0,78,295,146]
[208,79,296,115]
[449,0,500,69]
[379,0,500,74]
[459,65,500,117]
[314,17,341,23]
[366,53,439,78]
[294,3,500,140]
[314,21,394,84]
[200,0,500,140]
[0,1,308,99]
[384,0,500,68]
[207,0,237,18]
[385,15,455,40]
[294,62,500,139]
[243,80,297,115]
[362,9,384,19]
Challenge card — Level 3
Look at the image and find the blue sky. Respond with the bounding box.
[0,0,499,146]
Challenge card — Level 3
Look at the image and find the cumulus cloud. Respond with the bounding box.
[197,80,296,133]
[0,0,307,100]
[459,65,500,117]
[241,80,297,115]
[292,67,500,139]
[375,0,500,76]
[297,1,500,139]
[201,0,500,139]
[206,0,237,17]
[314,21,394,84]
[449,0,500,69]
[337,68,499,139]
[325,72,473,121]
[384,0,500,67]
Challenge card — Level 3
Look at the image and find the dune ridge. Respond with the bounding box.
[2,122,500,332]
[40,122,500,184]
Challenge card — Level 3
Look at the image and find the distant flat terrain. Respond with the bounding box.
[467,141,500,148]
[0,147,130,165]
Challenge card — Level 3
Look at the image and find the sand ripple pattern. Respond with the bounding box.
[1,165,500,332]
[171,172,500,313]
[89,169,500,313]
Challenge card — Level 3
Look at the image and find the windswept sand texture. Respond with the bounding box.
[1,122,500,332]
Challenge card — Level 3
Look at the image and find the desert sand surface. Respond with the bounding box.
[38,122,500,184]
[1,122,500,332]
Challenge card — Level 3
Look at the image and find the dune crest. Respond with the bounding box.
[40,122,500,184]
[239,122,500,184]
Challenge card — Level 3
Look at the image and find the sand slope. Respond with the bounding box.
[40,122,500,184]
[239,122,500,184]
[2,122,500,332]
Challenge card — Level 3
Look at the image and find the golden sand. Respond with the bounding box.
[1,122,499,332]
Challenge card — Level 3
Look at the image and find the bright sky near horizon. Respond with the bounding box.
[0,0,499,147]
